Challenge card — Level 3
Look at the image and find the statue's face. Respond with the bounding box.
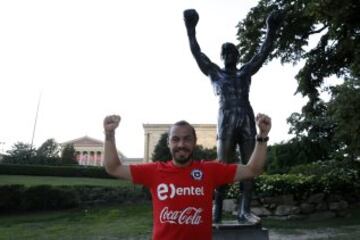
[168,125,196,166]
[221,43,239,67]
[222,50,238,66]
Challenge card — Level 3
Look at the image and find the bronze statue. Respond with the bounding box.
[184,9,281,224]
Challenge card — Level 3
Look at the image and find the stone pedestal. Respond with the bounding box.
[213,221,269,240]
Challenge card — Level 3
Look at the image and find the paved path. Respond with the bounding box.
[269,225,360,240]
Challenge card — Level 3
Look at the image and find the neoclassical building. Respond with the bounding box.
[143,123,217,162]
[61,136,127,166]
[62,123,216,166]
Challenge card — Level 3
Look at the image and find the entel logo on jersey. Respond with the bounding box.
[157,183,204,201]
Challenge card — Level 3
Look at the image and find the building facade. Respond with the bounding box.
[62,122,216,165]
[143,123,217,162]
[61,136,129,166]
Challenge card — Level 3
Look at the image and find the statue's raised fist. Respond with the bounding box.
[184,9,199,29]
[266,10,284,30]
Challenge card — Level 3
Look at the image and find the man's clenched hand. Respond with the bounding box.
[103,115,121,133]
[256,113,271,137]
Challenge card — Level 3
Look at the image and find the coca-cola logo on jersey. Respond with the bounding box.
[160,207,203,225]
[157,183,204,201]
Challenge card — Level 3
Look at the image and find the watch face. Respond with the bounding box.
[256,136,269,142]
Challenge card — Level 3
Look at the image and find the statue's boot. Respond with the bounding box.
[213,185,225,223]
[237,180,261,225]
[238,212,261,225]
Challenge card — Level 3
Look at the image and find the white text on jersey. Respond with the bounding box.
[157,183,204,201]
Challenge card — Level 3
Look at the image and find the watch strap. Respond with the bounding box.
[256,135,269,142]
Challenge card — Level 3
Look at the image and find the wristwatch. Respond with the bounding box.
[256,135,269,142]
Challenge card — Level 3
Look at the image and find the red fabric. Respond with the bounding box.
[130,160,237,240]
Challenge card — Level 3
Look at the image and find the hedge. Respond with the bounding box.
[0,184,149,213]
[227,163,360,201]
[227,160,360,199]
[0,164,113,179]
[2,161,359,212]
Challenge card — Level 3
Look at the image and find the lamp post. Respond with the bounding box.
[30,91,42,150]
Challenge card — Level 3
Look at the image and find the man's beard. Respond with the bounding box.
[172,148,193,165]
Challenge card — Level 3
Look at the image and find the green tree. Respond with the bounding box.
[193,146,217,161]
[3,142,36,164]
[33,138,61,165]
[36,138,60,158]
[327,77,360,159]
[266,139,327,174]
[61,144,78,165]
[237,0,360,160]
[286,100,337,161]
[237,0,360,101]
[151,133,171,162]
[2,140,78,165]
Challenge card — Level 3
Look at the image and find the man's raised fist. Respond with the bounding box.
[103,115,121,132]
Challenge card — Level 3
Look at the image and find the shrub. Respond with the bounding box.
[0,184,148,213]
[289,159,360,176]
[21,185,80,210]
[227,174,317,199]
[0,185,25,212]
[289,160,360,195]
[227,168,360,200]
[0,164,113,178]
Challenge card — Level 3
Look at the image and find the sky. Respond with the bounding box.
[0,0,307,157]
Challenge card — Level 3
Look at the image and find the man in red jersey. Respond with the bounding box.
[103,113,271,240]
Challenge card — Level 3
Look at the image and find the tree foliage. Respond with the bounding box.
[327,77,360,159]
[151,133,171,162]
[3,139,78,165]
[237,0,360,100]
[3,142,35,164]
[237,0,360,160]
[37,138,60,158]
[193,145,217,161]
[266,138,332,174]
[61,144,78,165]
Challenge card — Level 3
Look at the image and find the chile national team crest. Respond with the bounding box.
[191,169,203,181]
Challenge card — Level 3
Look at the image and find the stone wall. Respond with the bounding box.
[222,193,359,220]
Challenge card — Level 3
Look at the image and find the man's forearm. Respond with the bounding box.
[104,131,122,174]
[247,141,268,176]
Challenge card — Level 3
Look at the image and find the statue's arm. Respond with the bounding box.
[184,9,220,77]
[246,10,282,76]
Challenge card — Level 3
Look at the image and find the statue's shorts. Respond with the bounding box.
[216,105,256,142]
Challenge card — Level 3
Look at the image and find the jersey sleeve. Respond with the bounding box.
[130,162,157,188]
[206,161,237,187]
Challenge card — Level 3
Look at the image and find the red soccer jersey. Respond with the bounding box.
[130,160,237,240]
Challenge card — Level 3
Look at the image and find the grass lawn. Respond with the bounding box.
[263,207,360,240]
[0,175,133,188]
[1,204,360,240]
[0,204,153,240]
[1,175,359,239]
